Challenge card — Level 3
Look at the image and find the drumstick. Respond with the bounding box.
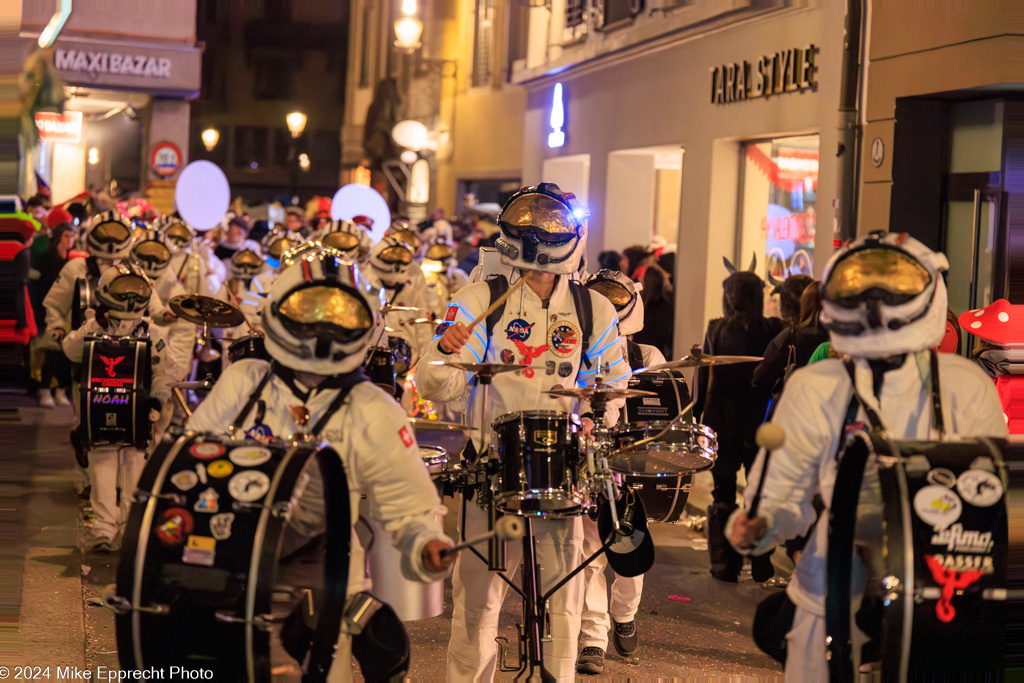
[440,516,525,557]
[466,279,525,333]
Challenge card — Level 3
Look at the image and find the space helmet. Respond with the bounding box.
[495,182,588,275]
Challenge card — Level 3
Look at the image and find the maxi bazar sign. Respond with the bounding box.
[710,45,818,105]
[56,48,172,79]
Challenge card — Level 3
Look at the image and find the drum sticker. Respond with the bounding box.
[505,318,536,342]
[209,512,235,541]
[500,349,515,365]
[228,470,271,502]
[155,507,193,546]
[170,470,199,492]
[399,426,414,448]
[244,424,274,442]
[927,553,994,575]
[558,362,573,378]
[926,468,957,488]
[182,535,216,567]
[229,446,272,467]
[930,524,993,553]
[549,321,581,358]
[534,430,557,446]
[924,554,984,623]
[912,485,962,532]
[207,459,234,478]
[195,463,207,485]
[194,487,220,514]
[956,469,1003,507]
[190,442,226,460]
[106,413,118,427]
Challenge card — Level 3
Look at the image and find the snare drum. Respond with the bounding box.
[80,336,151,449]
[389,336,412,376]
[364,346,396,395]
[608,421,717,477]
[420,445,448,480]
[227,334,269,363]
[113,432,347,679]
[491,410,585,517]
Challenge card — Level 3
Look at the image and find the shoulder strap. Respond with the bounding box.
[230,362,277,433]
[483,275,509,357]
[843,359,884,433]
[568,281,593,369]
[309,369,369,436]
[928,349,946,439]
[86,256,101,280]
[626,339,645,371]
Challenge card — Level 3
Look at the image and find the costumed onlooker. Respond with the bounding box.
[284,206,311,239]
[416,183,630,682]
[213,215,260,261]
[29,222,76,407]
[774,274,814,327]
[752,280,830,402]
[694,266,784,583]
[728,232,1007,679]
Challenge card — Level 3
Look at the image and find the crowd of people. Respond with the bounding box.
[6,181,1008,680]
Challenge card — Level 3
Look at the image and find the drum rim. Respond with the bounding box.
[493,409,572,426]
[607,452,715,477]
[496,487,588,517]
[419,444,448,467]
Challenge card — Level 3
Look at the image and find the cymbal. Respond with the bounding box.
[545,384,657,401]
[171,380,213,390]
[380,304,423,313]
[403,318,439,325]
[409,417,477,432]
[645,353,763,372]
[169,295,245,328]
[429,360,522,377]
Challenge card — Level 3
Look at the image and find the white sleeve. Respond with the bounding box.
[187,360,265,434]
[43,260,79,333]
[415,283,490,403]
[61,316,103,363]
[348,393,452,583]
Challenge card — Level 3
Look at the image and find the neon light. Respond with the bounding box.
[548,83,565,149]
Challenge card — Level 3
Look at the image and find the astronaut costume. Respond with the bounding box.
[368,236,433,360]
[187,250,451,682]
[577,271,665,669]
[726,233,1007,679]
[316,218,373,270]
[415,183,631,682]
[420,223,470,321]
[240,230,302,330]
[62,264,171,551]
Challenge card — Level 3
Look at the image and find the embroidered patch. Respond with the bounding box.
[435,321,452,337]
[549,321,581,357]
[545,360,556,376]
[505,318,536,342]
[194,487,220,513]
[558,361,573,377]
[500,349,515,364]
[210,513,235,541]
[399,426,414,447]
[445,306,458,322]
[155,339,165,352]
[244,424,273,442]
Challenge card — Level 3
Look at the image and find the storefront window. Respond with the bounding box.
[738,135,819,288]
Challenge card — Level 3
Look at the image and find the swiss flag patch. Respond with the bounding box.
[445,306,458,322]
[399,426,414,447]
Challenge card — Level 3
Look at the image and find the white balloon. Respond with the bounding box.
[330,184,392,244]
[175,161,230,231]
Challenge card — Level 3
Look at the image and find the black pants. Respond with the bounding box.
[707,444,774,582]
[40,348,72,390]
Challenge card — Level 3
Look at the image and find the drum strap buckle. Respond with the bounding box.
[341,591,383,635]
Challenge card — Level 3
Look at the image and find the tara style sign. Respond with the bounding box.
[710,45,818,104]
[55,48,172,79]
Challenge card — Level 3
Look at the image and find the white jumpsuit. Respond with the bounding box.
[187,359,452,681]
[43,255,115,334]
[63,316,172,542]
[423,266,470,321]
[415,272,631,682]
[579,342,665,652]
[726,352,1007,680]
[154,247,225,381]
[377,281,433,363]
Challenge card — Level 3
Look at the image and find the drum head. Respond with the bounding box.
[608,423,717,477]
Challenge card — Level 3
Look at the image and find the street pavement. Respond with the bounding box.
[10,402,786,680]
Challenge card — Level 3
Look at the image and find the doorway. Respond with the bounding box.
[604,146,684,253]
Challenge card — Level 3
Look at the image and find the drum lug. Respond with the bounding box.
[232,500,293,517]
[100,584,169,616]
[133,489,186,506]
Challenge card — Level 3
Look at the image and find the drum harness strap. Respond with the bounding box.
[825,350,944,680]
[626,339,645,371]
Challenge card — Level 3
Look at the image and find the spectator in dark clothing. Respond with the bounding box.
[694,271,784,582]
[775,273,813,326]
[29,223,76,407]
[597,250,624,272]
[752,280,829,396]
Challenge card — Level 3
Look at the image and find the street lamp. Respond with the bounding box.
[298,153,310,171]
[87,147,99,165]
[201,128,220,152]
[286,112,307,139]
[394,16,423,52]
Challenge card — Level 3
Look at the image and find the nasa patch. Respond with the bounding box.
[435,322,453,337]
[549,321,581,357]
[505,318,536,342]
[500,349,515,364]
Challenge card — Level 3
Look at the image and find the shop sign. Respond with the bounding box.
[34,111,82,143]
[150,142,182,177]
[56,48,171,79]
[710,45,818,105]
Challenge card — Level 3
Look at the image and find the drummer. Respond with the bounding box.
[315,218,373,269]
[416,182,630,682]
[574,269,665,673]
[367,236,433,362]
[215,248,267,334]
[419,220,469,320]
[187,247,454,680]
[727,232,1006,678]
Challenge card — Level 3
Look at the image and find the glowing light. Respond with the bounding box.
[298,153,310,171]
[392,119,430,151]
[548,83,565,148]
[394,16,423,51]
[408,158,430,205]
[400,150,418,164]
[175,160,231,231]
[402,0,417,14]
[286,112,307,138]
[38,0,71,48]
[353,165,372,187]
[87,147,99,165]
[201,128,220,151]
[330,185,392,243]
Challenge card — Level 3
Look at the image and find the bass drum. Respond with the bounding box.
[623,473,692,524]
[113,432,346,679]
[81,336,151,449]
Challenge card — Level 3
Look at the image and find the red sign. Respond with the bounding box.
[34,111,83,143]
[150,142,182,177]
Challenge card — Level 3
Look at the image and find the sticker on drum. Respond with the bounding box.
[182,535,216,567]
[210,512,235,540]
[229,446,272,467]
[956,469,1003,508]
[228,470,271,502]
[926,468,956,488]
[207,460,234,478]
[194,487,220,514]
[190,442,226,460]
[170,470,199,492]
[913,485,962,531]
[155,507,193,546]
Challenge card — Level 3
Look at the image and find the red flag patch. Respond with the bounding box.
[445,306,458,322]
[399,426,414,447]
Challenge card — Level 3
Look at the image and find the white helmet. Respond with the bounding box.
[131,229,173,280]
[86,211,134,260]
[155,215,193,253]
[584,269,645,336]
[318,219,372,265]
[369,236,415,285]
[262,253,376,375]
[495,182,588,275]
[230,249,265,281]
[821,231,949,359]
[262,229,302,269]
[385,219,422,253]
[96,263,152,320]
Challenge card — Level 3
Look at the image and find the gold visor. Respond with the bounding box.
[108,275,152,301]
[166,224,191,244]
[278,286,373,338]
[324,231,360,250]
[379,245,413,265]
[92,221,131,244]
[268,237,299,260]
[825,249,931,301]
[499,194,578,238]
[425,243,453,260]
[134,240,171,263]
[587,279,633,308]
[393,229,421,250]
[233,250,263,269]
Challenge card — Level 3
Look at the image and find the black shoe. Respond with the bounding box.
[576,647,605,675]
[751,553,775,583]
[612,620,638,656]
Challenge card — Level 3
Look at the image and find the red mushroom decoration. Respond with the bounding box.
[959,299,1024,433]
